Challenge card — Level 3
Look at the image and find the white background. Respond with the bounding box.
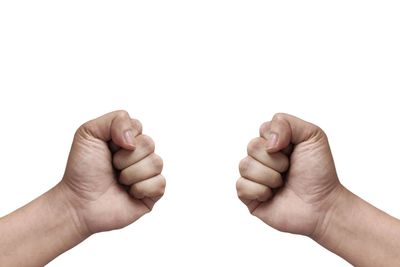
[1,1,400,266]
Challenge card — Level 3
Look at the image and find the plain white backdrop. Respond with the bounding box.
[1,1,400,266]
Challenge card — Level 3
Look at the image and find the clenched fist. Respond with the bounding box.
[236,113,341,237]
[60,110,166,235]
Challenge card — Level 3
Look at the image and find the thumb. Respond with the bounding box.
[78,110,137,151]
[262,113,323,153]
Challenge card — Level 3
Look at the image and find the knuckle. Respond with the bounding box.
[119,170,129,184]
[239,157,251,175]
[278,156,290,173]
[273,112,286,121]
[115,110,130,119]
[131,118,143,133]
[140,135,155,151]
[270,172,283,187]
[112,151,130,170]
[315,126,328,140]
[235,178,242,191]
[247,137,264,155]
[157,188,165,197]
[159,176,167,189]
[151,154,164,172]
[307,123,328,143]
[112,155,123,170]
[76,121,94,139]
[261,186,269,196]
[236,179,244,198]
[131,183,144,195]
[157,180,166,196]
[260,186,271,200]
[259,122,269,136]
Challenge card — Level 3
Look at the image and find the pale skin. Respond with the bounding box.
[0,110,166,266]
[236,113,400,266]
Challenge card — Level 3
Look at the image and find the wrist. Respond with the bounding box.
[49,182,92,241]
[310,183,400,266]
[0,182,91,266]
[311,183,353,243]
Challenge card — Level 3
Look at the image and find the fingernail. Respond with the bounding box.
[124,130,136,148]
[267,132,278,150]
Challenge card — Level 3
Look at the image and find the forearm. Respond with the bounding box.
[0,183,88,267]
[314,185,400,267]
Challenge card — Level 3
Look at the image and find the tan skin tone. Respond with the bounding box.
[0,110,166,266]
[237,113,400,266]
[1,111,399,266]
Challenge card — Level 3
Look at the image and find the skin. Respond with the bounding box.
[0,110,166,267]
[1,110,399,266]
[236,113,400,266]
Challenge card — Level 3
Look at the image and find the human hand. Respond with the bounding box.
[236,113,342,237]
[59,110,166,236]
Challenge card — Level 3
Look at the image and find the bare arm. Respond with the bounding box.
[0,110,166,266]
[315,186,400,267]
[0,185,86,266]
[237,113,400,266]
